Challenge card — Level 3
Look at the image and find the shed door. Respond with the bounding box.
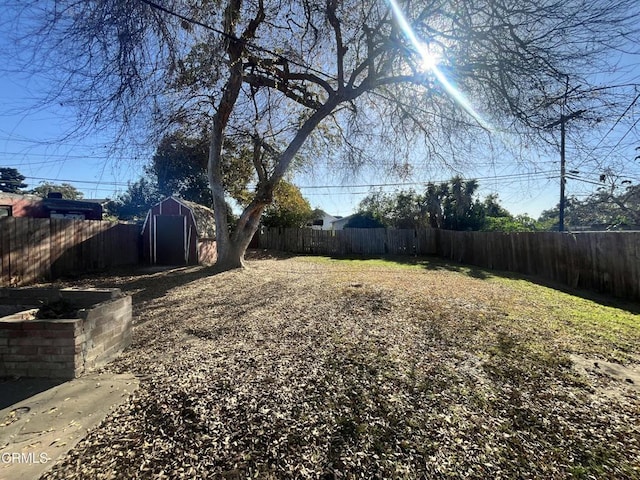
[154,215,186,265]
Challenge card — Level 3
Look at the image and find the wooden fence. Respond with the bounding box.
[258,228,640,301]
[1,217,141,286]
[258,228,437,256]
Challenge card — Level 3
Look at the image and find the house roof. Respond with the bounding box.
[331,214,356,225]
[41,198,102,213]
[0,192,42,201]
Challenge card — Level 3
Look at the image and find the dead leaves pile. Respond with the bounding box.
[43,257,640,479]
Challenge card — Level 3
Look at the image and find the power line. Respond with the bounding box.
[14,170,557,201]
[23,176,131,187]
[575,91,640,172]
[295,170,557,190]
[593,116,640,168]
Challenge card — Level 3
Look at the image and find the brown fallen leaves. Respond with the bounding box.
[42,254,640,479]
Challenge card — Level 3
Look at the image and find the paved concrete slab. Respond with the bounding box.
[0,373,138,480]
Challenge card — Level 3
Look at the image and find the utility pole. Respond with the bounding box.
[547,109,585,231]
[560,115,566,231]
[545,78,586,231]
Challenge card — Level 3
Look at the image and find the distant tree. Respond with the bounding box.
[357,190,425,229]
[29,182,83,200]
[357,191,395,227]
[594,175,640,226]
[424,183,446,229]
[262,180,313,228]
[149,132,212,206]
[0,167,27,193]
[392,190,426,229]
[109,131,256,221]
[480,193,544,231]
[359,180,500,231]
[149,132,254,207]
[344,214,386,229]
[483,194,511,218]
[483,214,542,232]
[106,178,162,221]
[441,177,485,231]
[538,181,640,230]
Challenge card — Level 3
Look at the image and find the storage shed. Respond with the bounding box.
[141,197,216,265]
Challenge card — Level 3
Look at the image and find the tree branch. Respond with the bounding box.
[327,0,345,88]
[244,73,323,109]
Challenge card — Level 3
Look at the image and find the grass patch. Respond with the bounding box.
[306,254,640,361]
[298,254,495,278]
[490,276,640,362]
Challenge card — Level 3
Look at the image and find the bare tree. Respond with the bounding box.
[4,0,639,269]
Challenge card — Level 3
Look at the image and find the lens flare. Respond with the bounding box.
[387,0,492,131]
[417,43,441,70]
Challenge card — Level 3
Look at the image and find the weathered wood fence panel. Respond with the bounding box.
[259,227,640,301]
[0,217,141,286]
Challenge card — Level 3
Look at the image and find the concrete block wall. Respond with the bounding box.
[0,318,83,379]
[0,289,132,379]
[78,296,132,372]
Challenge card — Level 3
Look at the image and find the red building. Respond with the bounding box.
[0,192,103,220]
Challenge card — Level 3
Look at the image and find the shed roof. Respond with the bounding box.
[143,196,216,238]
[178,198,216,238]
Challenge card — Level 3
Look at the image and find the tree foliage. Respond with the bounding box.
[106,178,162,221]
[358,177,486,231]
[357,178,547,231]
[539,181,640,230]
[7,0,640,268]
[344,213,386,229]
[262,180,313,228]
[29,181,84,200]
[0,167,27,193]
[148,131,254,206]
[483,214,544,233]
[108,130,255,220]
[149,133,213,207]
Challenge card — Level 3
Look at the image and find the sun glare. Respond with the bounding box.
[418,43,441,71]
[388,0,492,131]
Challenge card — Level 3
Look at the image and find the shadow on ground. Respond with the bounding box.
[51,249,639,315]
[53,264,225,310]
[0,378,65,409]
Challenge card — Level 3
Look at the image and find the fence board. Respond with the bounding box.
[0,218,10,285]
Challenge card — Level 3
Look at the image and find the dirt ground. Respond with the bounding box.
[38,251,640,479]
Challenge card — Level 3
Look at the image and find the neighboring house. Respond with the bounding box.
[0,192,103,220]
[330,214,356,231]
[308,209,339,230]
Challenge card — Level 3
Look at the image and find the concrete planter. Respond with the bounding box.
[0,288,132,379]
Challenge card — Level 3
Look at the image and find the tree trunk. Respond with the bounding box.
[215,203,265,270]
[212,96,342,272]
[215,241,247,270]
